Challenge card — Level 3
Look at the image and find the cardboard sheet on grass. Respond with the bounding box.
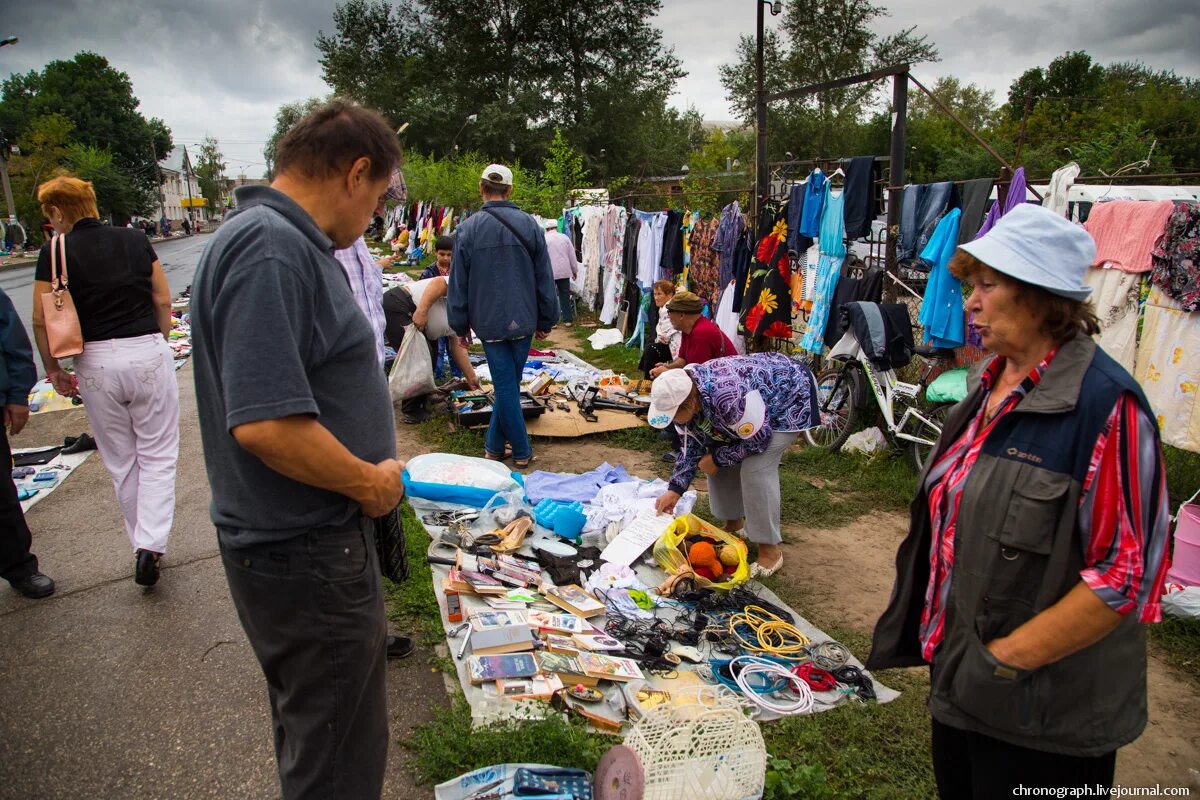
[14,447,93,512]
[408,496,898,729]
[464,349,647,438]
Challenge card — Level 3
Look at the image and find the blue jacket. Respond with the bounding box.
[0,287,36,406]
[447,200,557,340]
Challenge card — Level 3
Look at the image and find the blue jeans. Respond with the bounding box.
[555,278,574,323]
[482,337,533,460]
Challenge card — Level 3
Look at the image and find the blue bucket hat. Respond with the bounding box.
[958,203,1095,301]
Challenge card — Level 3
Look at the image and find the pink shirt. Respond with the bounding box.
[544,230,579,281]
[1084,200,1175,273]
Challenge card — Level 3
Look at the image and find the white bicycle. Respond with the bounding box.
[804,308,957,472]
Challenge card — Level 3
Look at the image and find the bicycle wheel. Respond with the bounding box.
[805,364,862,452]
[907,402,953,473]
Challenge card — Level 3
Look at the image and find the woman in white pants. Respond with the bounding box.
[32,176,179,587]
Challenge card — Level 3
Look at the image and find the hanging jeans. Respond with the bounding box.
[482,336,533,461]
[899,183,954,267]
[73,333,179,554]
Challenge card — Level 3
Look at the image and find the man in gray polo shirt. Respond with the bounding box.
[190,100,403,800]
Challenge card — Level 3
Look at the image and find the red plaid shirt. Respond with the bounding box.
[919,351,1170,662]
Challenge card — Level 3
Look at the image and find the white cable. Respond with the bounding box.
[728,656,814,715]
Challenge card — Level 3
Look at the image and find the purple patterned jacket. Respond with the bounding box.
[667,353,819,493]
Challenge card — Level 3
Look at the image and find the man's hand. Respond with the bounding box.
[458,335,472,350]
[536,330,552,340]
[412,307,428,331]
[465,372,481,390]
[48,369,78,398]
[649,365,666,378]
[377,254,397,269]
[4,404,29,436]
[655,490,681,515]
[698,454,718,476]
[359,458,406,518]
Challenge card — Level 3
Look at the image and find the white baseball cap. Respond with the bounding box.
[481,164,513,186]
[646,369,695,429]
[543,218,558,230]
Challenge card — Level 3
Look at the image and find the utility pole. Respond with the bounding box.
[150,141,166,222]
[183,146,195,228]
[754,1,782,223]
[0,36,17,226]
[0,145,16,226]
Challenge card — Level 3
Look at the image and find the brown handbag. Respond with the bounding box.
[39,234,84,358]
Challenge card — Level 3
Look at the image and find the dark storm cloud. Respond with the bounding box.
[0,0,1196,176]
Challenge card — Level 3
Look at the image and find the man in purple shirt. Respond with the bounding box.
[543,218,579,326]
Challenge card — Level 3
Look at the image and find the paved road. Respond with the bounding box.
[0,230,447,797]
[0,234,211,375]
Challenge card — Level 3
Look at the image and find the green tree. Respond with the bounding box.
[315,0,689,175]
[719,0,939,160]
[903,77,1002,182]
[263,96,325,179]
[315,0,422,125]
[6,114,75,238]
[0,52,172,215]
[64,144,138,217]
[195,135,226,213]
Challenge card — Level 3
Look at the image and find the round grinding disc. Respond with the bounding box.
[594,744,644,800]
[531,538,578,557]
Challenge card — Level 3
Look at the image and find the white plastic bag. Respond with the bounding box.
[388,324,436,403]
[842,426,887,456]
[588,328,624,350]
[1163,586,1200,620]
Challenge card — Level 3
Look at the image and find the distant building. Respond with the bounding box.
[157,146,207,222]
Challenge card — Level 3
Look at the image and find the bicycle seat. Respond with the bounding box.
[912,345,957,361]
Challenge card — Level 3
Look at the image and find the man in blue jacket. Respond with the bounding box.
[0,287,55,598]
[448,164,556,467]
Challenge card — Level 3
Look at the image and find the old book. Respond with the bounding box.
[528,610,592,635]
[577,652,644,683]
[572,633,625,652]
[459,570,508,595]
[535,651,599,687]
[496,673,563,700]
[467,653,539,684]
[543,584,605,618]
[469,610,534,655]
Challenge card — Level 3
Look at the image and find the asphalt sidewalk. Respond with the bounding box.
[0,361,446,798]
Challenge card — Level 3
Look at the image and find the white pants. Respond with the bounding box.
[74,334,180,554]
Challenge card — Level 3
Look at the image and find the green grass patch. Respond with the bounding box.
[560,310,645,375]
[1149,616,1200,682]
[404,696,611,787]
[776,447,916,529]
[1164,444,1200,511]
[381,502,445,647]
[758,574,936,798]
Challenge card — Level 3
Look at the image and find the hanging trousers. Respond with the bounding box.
[73,333,179,554]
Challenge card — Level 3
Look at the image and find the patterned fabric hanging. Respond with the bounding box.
[740,204,794,340]
[688,218,721,305]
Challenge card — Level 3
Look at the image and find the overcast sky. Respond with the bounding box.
[1,0,1196,179]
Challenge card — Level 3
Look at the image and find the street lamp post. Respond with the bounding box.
[755,1,782,222]
[0,35,17,225]
[450,113,478,154]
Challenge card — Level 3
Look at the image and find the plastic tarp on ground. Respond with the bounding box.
[409,494,898,730]
[15,448,93,513]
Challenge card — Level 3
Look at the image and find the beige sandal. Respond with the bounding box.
[490,517,533,554]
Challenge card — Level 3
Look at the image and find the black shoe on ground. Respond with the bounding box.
[401,407,434,425]
[134,549,161,587]
[10,572,55,599]
[62,433,96,454]
[386,635,416,660]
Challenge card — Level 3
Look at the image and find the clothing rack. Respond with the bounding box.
[609,186,753,203]
[885,170,1200,192]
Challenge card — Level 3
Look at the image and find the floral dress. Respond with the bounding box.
[799,185,846,355]
[1150,202,1200,312]
[740,205,795,340]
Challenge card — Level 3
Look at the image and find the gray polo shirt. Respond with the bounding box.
[191,185,396,545]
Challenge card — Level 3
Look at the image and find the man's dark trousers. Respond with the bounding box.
[0,425,39,584]
[219,517,387,799]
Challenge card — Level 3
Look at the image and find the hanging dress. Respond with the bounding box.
[799,184,846,355]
